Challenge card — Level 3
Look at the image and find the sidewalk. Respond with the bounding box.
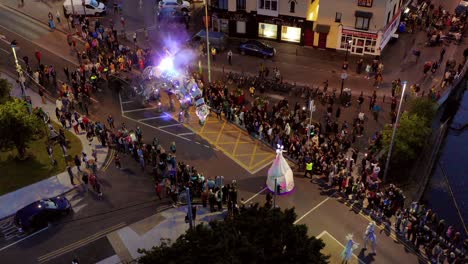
[0,70,109,220]
[97,206,226,263]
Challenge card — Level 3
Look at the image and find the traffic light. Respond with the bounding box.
[276,184,281,194]
[309,127,315,136]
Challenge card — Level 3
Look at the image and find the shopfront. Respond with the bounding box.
[340,28,378,55]
[281,25,301,43]
[258,22,278,39]
[255,15,312,45]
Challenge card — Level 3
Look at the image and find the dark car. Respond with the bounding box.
[157,8,186,23]
[14,196,72,232]
[239,40,276,58]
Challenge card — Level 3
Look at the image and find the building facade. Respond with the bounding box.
[209,0,403,55]
[314,0,404,55]
[210,0,318,45]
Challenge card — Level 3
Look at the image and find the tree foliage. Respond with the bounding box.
[408,97,438,125]
[138,206,329,264]
[0,98,42,159]
[0,78,12,104]
[382,112,432,164]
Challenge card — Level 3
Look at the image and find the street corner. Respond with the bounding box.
[317,231,365,264]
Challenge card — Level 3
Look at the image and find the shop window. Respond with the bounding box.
[355,16,370,30]
[340,34,352,49]
[237,0,246,10]
[237,21,246,34]
[335,12,342,22]
[259,23,278,39]
[290,1,295,13]
[281,26,301,43]
[357,0,372,7]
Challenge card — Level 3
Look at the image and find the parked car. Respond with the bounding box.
[14,196,72,232]
[63,0,106,17]
[239,40,276,58]
[189,30,228,52]
[158,8,185,23]
[158,0,191,12]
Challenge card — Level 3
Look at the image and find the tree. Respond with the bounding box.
[0,78,12,104]
[138,205,329,264]
[408,97,437,125]
[0,98,42,159]
[382,112,432,164]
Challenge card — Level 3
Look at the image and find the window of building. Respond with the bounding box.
[237,0,246,10]
[281,26,301,42]
[259,0,277,10]
[386,11,391,25]
[290,1,295,13]
[392,4,396,16]
[357,0,373,7]
[237,21,246,34]
[259,23,278,39]
[335,12,342,22]
[355,16,370,30]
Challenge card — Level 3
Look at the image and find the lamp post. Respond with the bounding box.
[10,40,25,95]
[382,81,407,183]
[345,40,352,61]
[81,0,87,16]
[307,99,316,142]
[204,0,211,83]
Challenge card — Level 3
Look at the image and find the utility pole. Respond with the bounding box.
[273,178,277,209]
[383,81,407,182]
[307,99,316,142]
[204,0,211,82]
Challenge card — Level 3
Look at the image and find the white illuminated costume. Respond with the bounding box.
[266,145,294,193]
[341,234,359,263]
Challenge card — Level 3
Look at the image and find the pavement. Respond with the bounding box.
[0,70,109,220]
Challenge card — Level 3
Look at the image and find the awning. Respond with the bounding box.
[315,24,330,33]
[355,11,373,18]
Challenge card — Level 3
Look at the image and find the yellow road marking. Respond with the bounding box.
[37,222,126,263]
[214,121,227,144]
[101,149,115,172]
[232,133,243,156]
[248,143,259,167]
[218,141,250,145]
[249,155,275,170]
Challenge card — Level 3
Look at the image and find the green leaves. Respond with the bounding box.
[0,78,12,104]
[138,206,329,264]
[0,98,42,158]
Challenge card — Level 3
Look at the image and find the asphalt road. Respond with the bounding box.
[0,0,463,262]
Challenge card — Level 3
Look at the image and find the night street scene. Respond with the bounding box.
[0,0,467,263]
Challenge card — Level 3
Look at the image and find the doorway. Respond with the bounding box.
[304,29,314,46]
[351,37,365,55]
[318,33,327,49]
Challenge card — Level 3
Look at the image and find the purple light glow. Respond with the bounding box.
[158,57,174,72]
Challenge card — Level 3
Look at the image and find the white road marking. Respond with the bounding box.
[0,226,49,252]
[122,114,191,141]
[122,106,159,113]
[121,100,134,104]
[118,93,124,114]
[204,144,210,148]
[72,204,87,214]
[138,115,167,121]
[294,197,331,224]
[158,123,181,129]
[316,230,366,264]
[178,132,195,136]
[249,160,273,175]
[0,48,11,54]
[195,141,201,144]
[242,187,267,204]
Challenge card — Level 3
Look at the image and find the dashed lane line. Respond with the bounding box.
[294,197,332,224]
[138,115,168,122]
[177,132,195,136]
[242,187,268,204]
[122,106,159,113]
[122,114,191,142]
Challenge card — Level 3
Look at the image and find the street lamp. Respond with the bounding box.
[382,81,407,183]
[10,40,25,95]
[203,0,211,83]
[345,39,352,61]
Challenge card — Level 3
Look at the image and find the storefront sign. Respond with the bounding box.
[342,29,377,39]
[380,11,401,49]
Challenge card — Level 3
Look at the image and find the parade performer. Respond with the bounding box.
[363,221,377,254]
[341,234,359,263]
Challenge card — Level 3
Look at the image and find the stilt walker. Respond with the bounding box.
[341,234,359,263]
[363,221,377,254]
